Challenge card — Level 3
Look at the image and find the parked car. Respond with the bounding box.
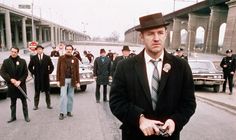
[49,57,94,92]
[188,59,225,92]
[0,74,8,99]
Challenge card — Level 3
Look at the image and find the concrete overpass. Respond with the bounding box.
[0,3,90,50]
[124,0,236,54]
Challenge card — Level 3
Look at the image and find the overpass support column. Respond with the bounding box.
[165,26,171,49]
[22,17,27,48]
[187,13,197,52]
[4,10,12,49]
[55,26,58,45]
[223,0,236,52]
[0,19,5,49]
[50,25,55,46]
[39,26,42,43]
[43,29,47,42]
[172,18,181,50]
[14,22,19,47]
[205,6,228,54]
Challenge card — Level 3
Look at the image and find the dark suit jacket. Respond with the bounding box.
[112,56,129,76]
[0,56,28,98]
[93,56,111,85]
[109,49,196,140]
[28,54,54,92]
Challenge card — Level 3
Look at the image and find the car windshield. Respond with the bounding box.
[189,61,216,72]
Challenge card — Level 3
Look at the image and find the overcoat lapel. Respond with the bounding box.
[158,51,172,96]
[134,50,153,108]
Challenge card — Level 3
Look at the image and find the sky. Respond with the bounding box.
[2,0,203,40]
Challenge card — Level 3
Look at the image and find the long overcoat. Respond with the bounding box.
[0,56,28,98]
[28,54,54,92]
[109,49,196,140]
[93,56,111,85]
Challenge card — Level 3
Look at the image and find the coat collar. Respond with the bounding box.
[134,49,173,109]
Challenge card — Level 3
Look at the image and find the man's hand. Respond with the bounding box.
[76,83,80,88]
[161,119,175,136]
[57,81,60,87]
[10,79,17,84]
[230,71,235,75]
[139,115,164,136]
[14,81,21,87]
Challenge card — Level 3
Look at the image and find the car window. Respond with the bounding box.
[189,61,215,71]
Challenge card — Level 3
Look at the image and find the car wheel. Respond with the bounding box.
[213,85,220,93]
[80,85,87,91]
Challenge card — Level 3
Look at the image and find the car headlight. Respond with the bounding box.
[80,73,93,79]
[0,81,6,86]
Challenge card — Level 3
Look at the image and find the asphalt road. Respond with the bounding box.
[0,80,236,140]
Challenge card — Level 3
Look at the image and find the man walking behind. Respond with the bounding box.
[93,49,111,103]
[28,45,54,110]
[57,44,80,120]
[0,47,30,123]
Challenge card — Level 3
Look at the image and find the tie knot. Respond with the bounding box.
[150,59,161,66]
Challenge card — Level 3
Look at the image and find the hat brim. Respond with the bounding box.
[135,23,170,31]
[36,46,44,49]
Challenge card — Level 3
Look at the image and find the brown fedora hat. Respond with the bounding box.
[135,12,170,31]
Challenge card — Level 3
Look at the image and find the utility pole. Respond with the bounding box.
[31,0,35,41]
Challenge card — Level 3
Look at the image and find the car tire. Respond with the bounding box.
[80,85,87,91]
[213,85,220,93]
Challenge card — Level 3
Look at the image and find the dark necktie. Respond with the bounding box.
[150,59,161,109]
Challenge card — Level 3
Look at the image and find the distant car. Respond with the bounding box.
[0,75,8,99]
[49,57,95,92]
[188,59,225,92]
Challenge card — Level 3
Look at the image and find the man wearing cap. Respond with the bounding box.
[50,47,60,57]
[109,13,196,140]
[220,49,236,95]
[175,48,188,61]
[111,45,131,76]
[94,49,111,102]
[28,45,54,110]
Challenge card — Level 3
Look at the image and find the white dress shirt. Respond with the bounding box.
[144,50,164,93]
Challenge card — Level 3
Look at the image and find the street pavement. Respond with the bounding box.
[196,88,236,115]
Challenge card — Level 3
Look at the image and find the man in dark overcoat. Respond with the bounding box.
[0,47,30,123]
[28,45,54,110]
[109,13,196,140]
[111,45,130,76]
[93,49,111,102]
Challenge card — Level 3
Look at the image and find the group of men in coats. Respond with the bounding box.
[0,45,54,123]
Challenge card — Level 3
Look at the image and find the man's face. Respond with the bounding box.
[226,52,232,57]
[140,27,167,57]
[36,48,43,55]
[10,48,19,58]
[65,46,73,55]
[122,50,130,57]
